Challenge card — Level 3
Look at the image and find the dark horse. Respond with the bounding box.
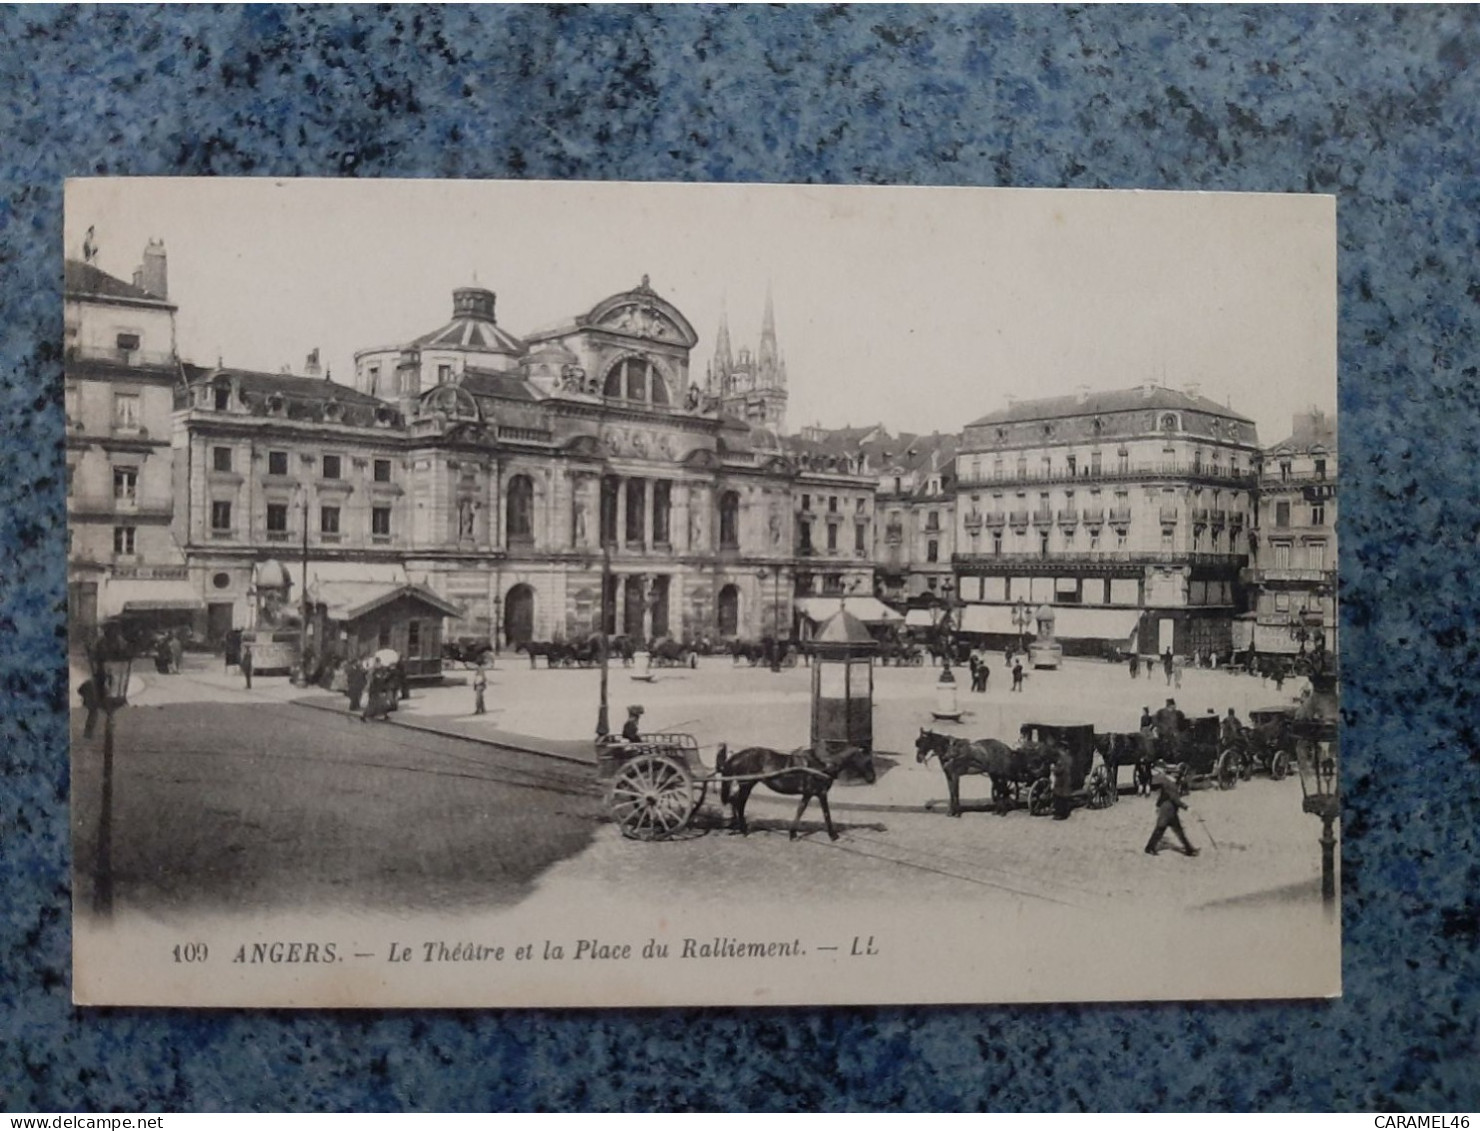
[717,744,875,840]
[915,728,1056,816]
[1095,732,1155,796]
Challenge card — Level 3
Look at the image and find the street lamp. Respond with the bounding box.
[936,578,958,671]
[90,625,133,918]
[295,486,312,686]
[596,476,614,739]
[757,565,785,672]
[1011,597,1032,656]
[1295,718,1340,904]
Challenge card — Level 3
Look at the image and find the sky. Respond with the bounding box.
[65,178,1336,445]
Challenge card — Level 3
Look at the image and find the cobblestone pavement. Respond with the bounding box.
[70,652,1332,924]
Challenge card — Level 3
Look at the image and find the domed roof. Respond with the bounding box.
[412,287,525,356]
[815,608,875,646]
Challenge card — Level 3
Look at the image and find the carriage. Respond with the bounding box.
[914,720,1113,817]
[598,732,869,840]
[1165,714,1241,791]
[1231,706,1297,780]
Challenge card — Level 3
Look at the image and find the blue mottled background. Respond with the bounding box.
[2,3,1477,1112]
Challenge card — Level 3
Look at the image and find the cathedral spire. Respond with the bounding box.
[712,298,734,395]
[757,283,778,380]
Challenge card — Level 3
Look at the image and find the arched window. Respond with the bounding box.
[718,490,740,549]
[717,584,740,637]
[602,357,670,404]
[1161,413,1179,432]
[507,474,534,543]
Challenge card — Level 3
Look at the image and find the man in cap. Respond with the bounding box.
[621,704,645,743]
[1145,762,1199,856]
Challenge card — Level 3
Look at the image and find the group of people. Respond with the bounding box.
[1128,648,1187,687]
[338,655,410,721]
[150,630,186,675]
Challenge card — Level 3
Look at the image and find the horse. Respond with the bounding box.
[915,728,1057,816]
[716,743,875,840]
[517,640,560,669]
[1094,732,1155,797]
[649,637,697,668]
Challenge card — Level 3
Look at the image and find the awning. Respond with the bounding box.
[904,609,936,628]
[794,596,904,625]
[960,604,1018,634]
[1051,608,1142,641]
[99,578,205,618]
[311,581,461,623]
[958,605,1141,641]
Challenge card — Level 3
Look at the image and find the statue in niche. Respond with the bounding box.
[685,384,702,411]
[458,498,476,540]
[573,492,589,546]
[769,507,782,547]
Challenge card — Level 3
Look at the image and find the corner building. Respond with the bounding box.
[953,385,1261,658]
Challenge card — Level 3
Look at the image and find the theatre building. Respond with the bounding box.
[951,385,1261,658]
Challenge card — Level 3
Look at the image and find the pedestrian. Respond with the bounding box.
[1145,764,1199,856]
[1052,746,1074,821]
[622,704,645,742]
[1162,648,1174,686]
[1004,646,1013,669]
[395,657,410,702]
[1173,653,1185,689]
[78,676,100,739]
[1273,660,1286,693]
[976,661,989,693]
[346,658,367,712]
[1011,660,1024,692]
[473,664,487,715]
[169,632,184,674]
[1129,651,1139,679]
[968,655,981,693]
[241,645,254,689]
[154,635,172,675]
[363,660,391,721]
[1139,705,1153,731]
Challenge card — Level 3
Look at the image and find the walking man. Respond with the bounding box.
[473,664,488,715]
[1162,648,1174,686]
[79,676,100,739]
[1129,651,1139,679]
[1145,764,1199,856]
[1173,652,1185,689]
[346,657,367,713]
[169,631,184,675]
[241,645,253,690]
[1011,659,1025,692]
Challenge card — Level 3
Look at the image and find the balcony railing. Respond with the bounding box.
[957,461,1258,490]
[1191,508,1210,525]
[962,512,984,530]
[1159,507,1180,524]
[1211,509,1228,527]
[265,530,292,542]
[956,550,1247,568]
[1008,509,1030,525]
[1109,507,1133,524]
[1056,509,1078,527]
[985,512,1007,528]
[1245,566,1335,584]
[67,344,177,368]
[1031,508,1054,526]
[1081,507,1105,524]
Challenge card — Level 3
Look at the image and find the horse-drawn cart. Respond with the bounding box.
[915,720,1114,817]
[1233,706,1296,780]
[1167,714,1241,791]
[598,733,872,841]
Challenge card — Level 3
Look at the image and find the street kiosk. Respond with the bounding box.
[809,607,878,772]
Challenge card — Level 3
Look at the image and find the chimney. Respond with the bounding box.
[133,238,168,299]
[1141,382,1157,399]
[304,348,322,378]
[1183,382,1201,400]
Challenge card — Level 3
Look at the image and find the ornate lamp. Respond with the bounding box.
[1295,718,1340,904]
[90,627,134,917]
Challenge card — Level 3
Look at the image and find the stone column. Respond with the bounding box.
[615,476,627,550]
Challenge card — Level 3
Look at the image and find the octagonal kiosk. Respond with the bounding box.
[810,607,878,780]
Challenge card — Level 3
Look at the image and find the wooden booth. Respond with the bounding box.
[809,607,878,763]
[310,581,461,682]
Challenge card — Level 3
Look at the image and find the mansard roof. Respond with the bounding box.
[182,366,399,426]
[64,259,175,308]
[967,386,1254,428]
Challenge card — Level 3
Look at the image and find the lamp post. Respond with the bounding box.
[758,565,785,672]
[90,625,133,918]
[1296,719,1340,904]
[1012,597,1032,656]
[937,578,958,671]
[296,487,311,685]
[596,477,613,739]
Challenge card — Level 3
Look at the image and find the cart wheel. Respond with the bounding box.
[1027,777,1053,817]
[607,754,696,840]
[1215,750,1238,791]
[1270,749,1290,781]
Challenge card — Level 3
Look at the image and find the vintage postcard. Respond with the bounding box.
[66,178,1339,1007]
